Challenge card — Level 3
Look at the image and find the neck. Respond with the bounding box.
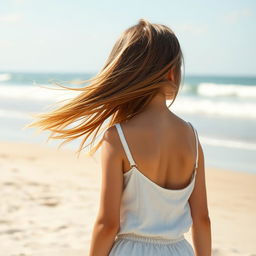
[143,91,171,114]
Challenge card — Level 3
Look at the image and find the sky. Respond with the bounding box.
[0,0,255,76]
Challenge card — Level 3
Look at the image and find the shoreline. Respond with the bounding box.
[1,140,255,256]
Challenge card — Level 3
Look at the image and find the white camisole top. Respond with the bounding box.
[114,121,199,240]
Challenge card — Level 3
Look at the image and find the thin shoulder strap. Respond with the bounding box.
[115,123,137,168]
[187,122,199,169]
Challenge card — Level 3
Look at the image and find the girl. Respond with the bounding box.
[26,18,211,255]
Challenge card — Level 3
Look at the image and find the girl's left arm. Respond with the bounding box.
[88,126,124,256]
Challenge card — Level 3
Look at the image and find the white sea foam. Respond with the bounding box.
[200,136,256,151]
[169,97,256,119]
[0,73,11,82]
[198,83,256,98]
[1,84,256,119]
[0,84,80,102]
[0,109,32,119]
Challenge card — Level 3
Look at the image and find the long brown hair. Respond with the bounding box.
[25,18,185,157]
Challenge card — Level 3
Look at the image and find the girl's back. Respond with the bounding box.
[119,112,197,191]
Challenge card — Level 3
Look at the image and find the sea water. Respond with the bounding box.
[0,72,255,173]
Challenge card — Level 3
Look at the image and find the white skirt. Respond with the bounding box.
[109,233,195,256]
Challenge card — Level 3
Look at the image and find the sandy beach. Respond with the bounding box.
[0,140,255,256]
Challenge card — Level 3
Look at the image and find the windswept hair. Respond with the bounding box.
[25,18,185,158]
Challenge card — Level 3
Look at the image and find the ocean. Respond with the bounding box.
[0,71,255,174]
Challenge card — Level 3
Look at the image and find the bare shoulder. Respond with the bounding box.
[168,112,193,131]
[101,123,126,158]
[102,125,122,152]
[103,125,118,141]
[164,110,186,124]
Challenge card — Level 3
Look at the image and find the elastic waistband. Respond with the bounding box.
[116,233,185,245]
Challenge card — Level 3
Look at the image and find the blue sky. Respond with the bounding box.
[0,0,255,76]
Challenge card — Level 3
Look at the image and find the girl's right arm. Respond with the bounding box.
[189,140,212,256]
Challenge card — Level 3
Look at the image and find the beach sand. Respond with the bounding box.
[0,140,255,256]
